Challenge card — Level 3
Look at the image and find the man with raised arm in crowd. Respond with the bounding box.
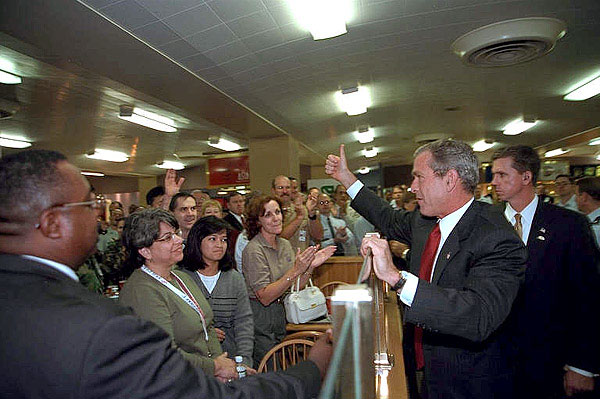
[168,191,198,241]
[271,175,323,250]
[0,150,332,399]
[491,145,600,398]
[326,140,527,399]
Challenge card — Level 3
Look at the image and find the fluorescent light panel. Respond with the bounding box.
[589,138,600,146]
[289,0,351,40]
[356,128,374,144]
[156,161,184,170]
[473,140,495,152]
[502,118,537,136]
[564,75,600,101]
[208,138,241,152]
[544,148,570,157]
[363,147,378,158]
[118,114,176,133]
[86,149,129,163]
[337,86,371,116]
[0,137,31,148]
[81,171,105,177]
[0,70,21,84]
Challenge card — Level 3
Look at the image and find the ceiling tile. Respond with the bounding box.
[226,11,278,38]
[180,53,218,71]
[406,0,450,15]
[100,0,158,30]
[267,57,300,73]
[194,66,228,82]
[267,4,297,27]
[219,54,260,75]
[241,28,285,53]
[83,0,122,10]
[279,23,309,41]
[255,43,299,63]
[186,24,237,52]
[203,40,249,64]
[133,21,181,46]
[358,1,407,22]
[206,0,265,22]
[136,0,203,19]
[158,39,199,60]
[163,4,221,37]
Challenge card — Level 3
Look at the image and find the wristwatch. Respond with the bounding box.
[391,271,407,292]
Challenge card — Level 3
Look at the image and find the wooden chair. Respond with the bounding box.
[283,331,324,342]
[257,339,314,373]
[319,280,350,297]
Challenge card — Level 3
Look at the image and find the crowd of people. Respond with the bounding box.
[1,140,599,399]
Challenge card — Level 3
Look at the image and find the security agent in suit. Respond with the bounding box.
[491,146,600,398]
[0,150,332,399]
[224,191,245,232]
[326,140,527,399]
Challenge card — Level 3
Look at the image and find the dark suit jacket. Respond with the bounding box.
[509,201,600,397]
[0,254,321,399]
[352,188,527,399]
[224,212,244,231]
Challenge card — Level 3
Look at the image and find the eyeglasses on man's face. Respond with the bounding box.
[34,195,107,229]
[155,230,182,243]
[319,200,330,205]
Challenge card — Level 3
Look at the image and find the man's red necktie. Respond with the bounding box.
[414,223,441,370]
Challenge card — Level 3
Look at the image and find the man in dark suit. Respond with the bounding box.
[0,150,332,399]
[326,140,527,399]
[491,145,600,398]
[224,191,245,231]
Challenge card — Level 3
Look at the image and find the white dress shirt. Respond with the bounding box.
[504,195,539,245]
[21,254,79,281]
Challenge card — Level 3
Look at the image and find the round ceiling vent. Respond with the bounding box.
[451,17,567,67]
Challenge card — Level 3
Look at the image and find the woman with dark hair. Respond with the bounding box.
[180,216,255,370]
[242,195,336,366]
[119,208,238,382]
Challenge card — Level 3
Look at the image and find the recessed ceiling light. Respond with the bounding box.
[217,191,228,195]
[473,140,495,152]
[502,118,538,135]
[0,137,31,148]
[358,166,370,174]
[118,105,177,133]
[156,161,184,170]
[355,126,374,144]
[288,0,352,40]
[544,148,570,157]
[86,149,129,163]
[81,171,105,177]
[0,70,21,84]
[208,138,241,152]
[363,147,377,158]
[564,75,600,101]
[336,86,371,116]
[589,138,600,146]
[596,154,600,161]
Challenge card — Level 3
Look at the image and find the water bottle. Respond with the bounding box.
[235,356,246,379]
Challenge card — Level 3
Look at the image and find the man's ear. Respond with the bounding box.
[38,209,63,239]
[138,247,152,261]
[522,171,533,185]
[444,169,460,192]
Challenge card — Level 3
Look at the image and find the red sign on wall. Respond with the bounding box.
[208,156,250,186]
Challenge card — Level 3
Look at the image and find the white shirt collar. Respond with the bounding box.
[21,254,79,281]
[588,206,600,222]
[438,198,474,242]
[504,195,538,225]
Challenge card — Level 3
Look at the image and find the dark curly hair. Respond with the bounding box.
[246,195,282,240]
[181,216,233,272]
[121,208,178,276]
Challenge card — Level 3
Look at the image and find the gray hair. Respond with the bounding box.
[0,150,69,230]
[122,208,179,269]
[414,139,479,193]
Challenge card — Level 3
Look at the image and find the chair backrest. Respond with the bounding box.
[319,280,350,297]
[257,339,315,373]
[283,331,324,342]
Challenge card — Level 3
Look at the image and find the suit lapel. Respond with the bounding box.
[527,200,550,251]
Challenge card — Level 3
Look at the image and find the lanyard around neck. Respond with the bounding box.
[141,266,208,341]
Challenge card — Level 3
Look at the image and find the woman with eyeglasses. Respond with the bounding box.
[242,195,336,367]
[180,216,256,372]
[119,208,238,382]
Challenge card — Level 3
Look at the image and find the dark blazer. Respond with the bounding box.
[352,188,527,399]
[0,254,321,399]
[509,201,600,398]
[224,212,244,231]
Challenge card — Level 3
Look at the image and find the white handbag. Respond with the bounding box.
[284,278,327,324]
